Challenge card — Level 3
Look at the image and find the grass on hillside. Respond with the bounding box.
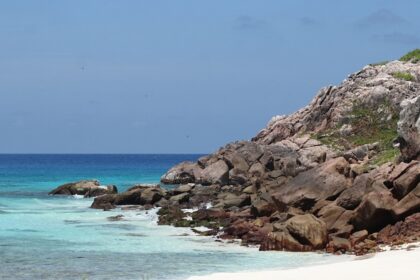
[369,60,389,66]
[392,71,414,81]
[313,99,400,167]
[400,49,420,63]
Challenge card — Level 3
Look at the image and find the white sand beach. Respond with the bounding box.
[188,244,420,280]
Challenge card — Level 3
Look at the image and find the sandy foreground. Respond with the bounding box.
[187,244,420,280]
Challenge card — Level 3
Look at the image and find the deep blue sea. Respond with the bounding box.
[0,154,346,280]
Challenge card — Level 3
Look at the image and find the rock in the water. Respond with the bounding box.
[49,180,118,197]
[85,185,118,198]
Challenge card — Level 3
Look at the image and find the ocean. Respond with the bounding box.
[0,154,345,280]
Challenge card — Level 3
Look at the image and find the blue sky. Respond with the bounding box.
[1,0,419,153]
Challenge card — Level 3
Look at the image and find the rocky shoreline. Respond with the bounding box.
[51,52,420,256]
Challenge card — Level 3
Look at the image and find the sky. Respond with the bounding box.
[1,0,420,154]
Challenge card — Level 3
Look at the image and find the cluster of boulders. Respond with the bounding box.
[50,59,420,255]
[49,180,117,198]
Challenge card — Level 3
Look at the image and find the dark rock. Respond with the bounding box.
[336,174,371,210]
[397,96,420,162]
[160,161,201,184]
[285,214,328,249]
[352,189,398,232]
[343,143,379,162]
[126,184,160,192]
[217,193,250,209]
[157,206,187,226]
[392,163,420,200]
[249,162,265,178]
[91,194,117,210]
[251,197,277,217]
[377,213,420,245]
[271,157,352,211]
[198,160,229,185]
[84,185,118,198]
[173,184,195,194]
[317,204,346,230]
[326,236,351,253]
[107,214,124,221]
[224,152,249,173]
[49,180,117,197]
[349,230,368,246]
[260,230,312,252]
[330,210,355,238]
[229,168,248,185]
[169,193,190,204]
[392,182,420,219]
[236,142,264,164]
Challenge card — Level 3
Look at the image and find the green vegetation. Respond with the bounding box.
[400,49,420,63]
[314,99,400,166]
[369,60,389,66]
[392,71,414,81]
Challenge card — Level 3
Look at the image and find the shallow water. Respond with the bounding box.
[0,155,348,280]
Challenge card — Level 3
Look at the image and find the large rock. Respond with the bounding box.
[397,96,420,162]
[198,160,229,185]
[336,174,371,210]
[317,204,346,230]
[251,196,277,217]
[392,183,420,219]
[160,161,202,184]
[326,236,351,253]
[271,157,352,211]
[224,152,249,173]
[352,189,398,232]
[84,185,118,198]
[285,214,328,249]
[392,162,420,200]
[91,185,165,209]
[378,213,420,245]
[260,230,312,252]
[216,193,250,209]
[49,180,118,197]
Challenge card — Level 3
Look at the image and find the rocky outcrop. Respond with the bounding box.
[253,61,420,145]
[89,56,420,255]
[91,184,164,210]
[49,180,117,198]
[378,213,420,245]
[153,58,419,254]
[397,96,420,161]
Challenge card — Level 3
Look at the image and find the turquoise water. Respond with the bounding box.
[0,155,347,280]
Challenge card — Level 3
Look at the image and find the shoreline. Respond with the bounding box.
[187,243,420,280]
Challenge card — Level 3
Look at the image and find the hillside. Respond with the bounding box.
[92,50,420,254]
